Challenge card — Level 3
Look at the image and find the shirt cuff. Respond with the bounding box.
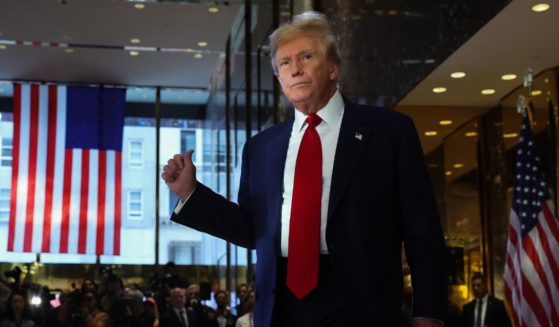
[173,188,196,214]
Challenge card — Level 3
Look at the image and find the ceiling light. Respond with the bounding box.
[129,50,139,56]
[465,131,478,137]
[450,72,466,79]
[130,38,141,44]
[504,133,518,138]
[208,7,219,13]
[425,131,438,136]
[432,87,447,94]
[532,3,550,12]
[453,163,464,169]
[439,120,453,126]
[481,89,496,95]
[501,74,517,81]
[64,48,74,53]
[0,45,6,50]
[445,171,452,176]
[193,53,203,59]
[134,3,145,9]
[197,41,208,47]
[531,90,542,96]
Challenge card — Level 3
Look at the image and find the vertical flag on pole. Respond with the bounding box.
[7,83,125,255]
[503,108,559,327]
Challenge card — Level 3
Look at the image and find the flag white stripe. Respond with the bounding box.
[67,149,82,254]
[524,230,554,324]
[86,150,99,254]
[532,213,559,319]
[12,85,31,253]
[31,85,49,253]
[49,85,67,253]
[104,150,116,255]
[542,201,559,267]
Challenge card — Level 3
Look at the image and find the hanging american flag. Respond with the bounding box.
[7,83,125,255]
[503,109,559,327]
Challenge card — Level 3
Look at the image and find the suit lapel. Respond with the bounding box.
[266,118,293,250]
[328,99,369,222]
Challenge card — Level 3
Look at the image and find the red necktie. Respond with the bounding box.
[287,113,322,299]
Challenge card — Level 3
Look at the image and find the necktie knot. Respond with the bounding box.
[306,114,322,128]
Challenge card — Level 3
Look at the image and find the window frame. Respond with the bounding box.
[127,189,144,220]
[128,138,144,168]
[0,188,10,222]
[0,136,13,168]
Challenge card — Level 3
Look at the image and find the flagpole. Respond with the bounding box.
[155,86,161,266]
[547,98,558,216]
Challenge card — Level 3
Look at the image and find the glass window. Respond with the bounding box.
[128,139,143,167]
[168,241,201,264]
[1,136,12,167]
[128,190,143,220]
[0,188,10,221]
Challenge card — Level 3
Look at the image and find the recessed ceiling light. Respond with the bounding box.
[532,3,550,12]
[134,3,145,9]
[465,131,478,137]
[208,7,219,13]
[64,48,74,53]
[531,90,542,96]
[0,45,6,50]
[481,89,496,95]
[504,133,518,138]
[130,38,141,44]
[198,41,208,47]
[450,72,466,79]
[445,171,452,176]
[439,120,453,126]
[425,131,438,136]
[453,163,464,169]
[193,53,203,59]
[129,50,140,56]
[433,87,447,94]
[501,74,517,81]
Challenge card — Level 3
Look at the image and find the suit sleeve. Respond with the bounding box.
[397,116,448,321]
[170,143,255,249]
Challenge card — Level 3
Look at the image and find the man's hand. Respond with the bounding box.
[161,150,197,202]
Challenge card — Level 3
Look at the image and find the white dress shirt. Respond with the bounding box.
[280,90,344,257]
[173,307,189,327]
[174,90,345,258]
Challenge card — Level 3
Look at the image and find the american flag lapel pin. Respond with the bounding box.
[354,132,363,141]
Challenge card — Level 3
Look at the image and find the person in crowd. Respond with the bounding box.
[160,287,200,327]
[162,10,447,327]
[0,279,11,318]
[0,291,35,327]
[234,284,248,317]
[142,297,160,327]
[81,291,108,327]
[213,291,235,327]
[185,285,216,327]
[163,262,189,290]
[234,290,254,327]
[81,280,98,295]
[460,273,511,327]
[100,274,124,314]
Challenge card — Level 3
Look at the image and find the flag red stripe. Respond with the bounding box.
[96,150,107,255]
[78,149,90,254]
[23,85,40,252]
[7,84,22,252]
[542,203,559,244]
[42,85,58,252]
[535,218,559,296]
[504,283,520,327]
[506,251,522,324]
[521,271,548,327]
[60,149,73,253]
[523,235,559,325]
[114,152,122,255]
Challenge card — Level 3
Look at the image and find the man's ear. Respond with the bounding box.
[329,64,339,80]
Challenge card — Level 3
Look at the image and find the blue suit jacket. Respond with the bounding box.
[171,98,447,326]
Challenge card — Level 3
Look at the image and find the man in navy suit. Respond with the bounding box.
[162,11,447,327]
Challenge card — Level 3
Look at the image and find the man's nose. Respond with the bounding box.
[290,60,303,77]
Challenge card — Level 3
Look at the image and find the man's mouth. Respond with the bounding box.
[291,82,309,88]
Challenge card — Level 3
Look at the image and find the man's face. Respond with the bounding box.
[471,278,487,298]
[170,288,187,309]
[275,35,338,113]
[186,287,200,302]
[216,292,228,308]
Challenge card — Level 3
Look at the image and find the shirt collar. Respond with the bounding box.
[294,89,344,132]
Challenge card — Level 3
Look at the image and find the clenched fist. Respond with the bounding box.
[161,150,197,202]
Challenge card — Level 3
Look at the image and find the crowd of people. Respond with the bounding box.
[0,262,255,327]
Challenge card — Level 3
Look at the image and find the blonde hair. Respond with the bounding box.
[269,11,341,74]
